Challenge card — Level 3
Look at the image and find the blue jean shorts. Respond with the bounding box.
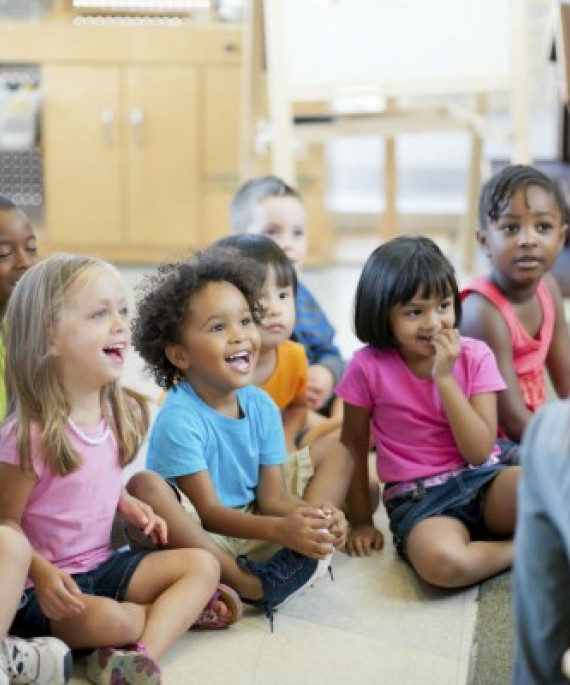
[10,548,151,639]
[385,463,507,559]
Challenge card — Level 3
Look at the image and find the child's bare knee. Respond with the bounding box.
[415,547,469,588]
[126,471,169,503]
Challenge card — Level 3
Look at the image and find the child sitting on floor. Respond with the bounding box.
[0,253,237,685]
[461,165,570,456]
[126,247,352,626]
[337,236,519,588]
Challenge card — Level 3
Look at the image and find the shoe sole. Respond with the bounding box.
[273,553,333,611]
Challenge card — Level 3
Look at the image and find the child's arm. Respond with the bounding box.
[177,469,333,559]
[341,402,384,556]
[117,488,168,546]
[461,294,531,442]
[544,274,570,399]
[433,329,498,464]
[0,463,85,620]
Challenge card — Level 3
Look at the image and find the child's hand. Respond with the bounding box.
[344,523,384,557]
[320,505,348,549]
[431,327,460,379]
[35,565,85,621]
[306,365,335,410]
[277,506,335,559]
[117,490,168,546]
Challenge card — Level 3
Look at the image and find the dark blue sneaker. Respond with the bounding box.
[238,547,332,626]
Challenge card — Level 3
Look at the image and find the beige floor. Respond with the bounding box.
[70,251,482,684]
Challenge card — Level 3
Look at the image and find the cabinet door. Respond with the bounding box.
[43,66,123,246]
[201,66,240,245]
[124,66,198,248]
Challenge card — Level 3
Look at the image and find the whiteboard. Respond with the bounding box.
[277,0,513,98]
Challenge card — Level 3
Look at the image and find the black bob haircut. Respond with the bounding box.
[354,235,461,349]
[215,233,297,294]
[132,246,265,390]
[479,164,570,230]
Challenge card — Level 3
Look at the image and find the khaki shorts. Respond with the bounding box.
[171,446,314,560]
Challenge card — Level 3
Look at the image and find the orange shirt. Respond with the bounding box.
[260,340,307,410]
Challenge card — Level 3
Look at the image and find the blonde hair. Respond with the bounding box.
[3,252,149,475]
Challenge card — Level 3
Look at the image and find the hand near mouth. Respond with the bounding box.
[431,327,460,379]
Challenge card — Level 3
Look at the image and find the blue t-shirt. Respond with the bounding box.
[146,382,287,508]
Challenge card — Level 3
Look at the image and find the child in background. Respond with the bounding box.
[230,176,344,420]
[0,523,71,684]
[215,234,340,449]
[461,165,570,452]
[126,248,351,625]
[513,399,570,684]
[337,236,519,588]
[0,253,237,685]
[0,196,39,418]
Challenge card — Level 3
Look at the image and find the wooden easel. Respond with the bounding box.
[241,0,531,270]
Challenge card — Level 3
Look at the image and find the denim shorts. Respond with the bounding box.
[385,463,507,559]
[10,548,151,639]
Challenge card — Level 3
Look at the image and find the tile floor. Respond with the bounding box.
[70,246,482,684]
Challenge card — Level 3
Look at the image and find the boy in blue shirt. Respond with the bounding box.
[230,176,344,419]
[127,248,351,625]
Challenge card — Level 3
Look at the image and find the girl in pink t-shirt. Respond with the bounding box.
[337,236,519,589]
[0,254,241,684]
[461,164,570,448]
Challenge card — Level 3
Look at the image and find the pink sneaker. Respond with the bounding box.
[86,643,161,685]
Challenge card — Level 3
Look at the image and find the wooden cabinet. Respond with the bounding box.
[0,17,243,262]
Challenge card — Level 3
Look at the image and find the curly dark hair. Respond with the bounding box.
[479,164,570,230]
[132,247,266,389]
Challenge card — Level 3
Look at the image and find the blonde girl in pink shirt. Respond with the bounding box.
[0,253,241,685]
[336,236,519,589]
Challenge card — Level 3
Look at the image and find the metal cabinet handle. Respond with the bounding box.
[130,108,144,146]
[101,108,114,144]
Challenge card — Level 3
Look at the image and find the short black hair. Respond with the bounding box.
[132,247,265,389]
[479,164,570,230]
[214,233,297,294]
[354,235,461,349]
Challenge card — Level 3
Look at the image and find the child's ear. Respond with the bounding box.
[476,229,490,256]
[165,343,191,372]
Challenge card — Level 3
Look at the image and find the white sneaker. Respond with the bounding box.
[0,635,72,684]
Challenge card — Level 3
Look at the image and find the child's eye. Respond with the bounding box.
[210,323,224,333]
[405,309,421,317]
[278,289,291,300]
[536,222,554,233]
[241,316,253,327]
[0,248,12,260]
[119,306,129,319]
[438,300,453,312]
[500,223,519,234]
[263,226,280,237]
[293,228,305,239]
[92,308,108,319]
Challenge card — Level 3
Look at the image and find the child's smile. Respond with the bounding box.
[169,281,261,406]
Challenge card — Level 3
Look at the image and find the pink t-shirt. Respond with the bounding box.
[0,418,122,581]
[461,276,555,413]
[335,337,506,483]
